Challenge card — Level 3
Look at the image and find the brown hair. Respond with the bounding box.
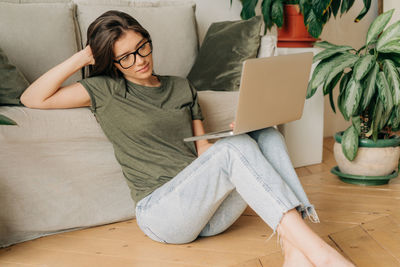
[86,10,151,79]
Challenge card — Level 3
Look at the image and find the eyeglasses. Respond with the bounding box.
[113,40,153,69]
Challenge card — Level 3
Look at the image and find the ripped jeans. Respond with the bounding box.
[135,127,319,244]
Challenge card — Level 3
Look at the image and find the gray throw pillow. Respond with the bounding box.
[187,16,262,91]
[0,47,29,105]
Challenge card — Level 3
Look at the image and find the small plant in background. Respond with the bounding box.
[307,9,400,161]
[237,0,372,37]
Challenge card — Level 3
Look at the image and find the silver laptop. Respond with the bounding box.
[184,52,313,142]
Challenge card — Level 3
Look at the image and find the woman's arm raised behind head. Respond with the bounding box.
[20,46,94,109]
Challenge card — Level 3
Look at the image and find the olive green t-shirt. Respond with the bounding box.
[78,75,203,203]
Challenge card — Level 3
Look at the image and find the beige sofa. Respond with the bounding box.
[0,0,278,248]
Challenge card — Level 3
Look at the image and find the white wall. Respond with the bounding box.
[383,0,400,24]
[192,0,379,137]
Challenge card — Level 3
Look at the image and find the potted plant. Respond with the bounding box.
[307,9,400,185]
[237,0,372,47]
[0,114,16,125]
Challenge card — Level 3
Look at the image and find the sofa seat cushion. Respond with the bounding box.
[0,90,239,247]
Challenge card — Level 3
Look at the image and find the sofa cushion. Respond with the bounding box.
[75,0,198,78]
[0,0,82,86]
[0,47,30,105]
[187,16,262,91]
[0,106,135,248]
[0,90,240,247]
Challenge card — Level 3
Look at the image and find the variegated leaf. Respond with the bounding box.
[343,78,363,119]
[376,71,394,112]
[314,41,338,49]
[382,59,400,105]
[361,62,379,110]
[313,45,354,63]
[341,125,359,161]
[377,39,400,54]
[353,54,375,81]
[308,53,358,98]
[352,115,361,134]
[340,71,352,94]
[376,20,400,50]
[366,9,394,45]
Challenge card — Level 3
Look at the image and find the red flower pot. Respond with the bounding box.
[277,4,317,47]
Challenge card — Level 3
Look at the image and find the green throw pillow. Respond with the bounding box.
[187,16,262,91]
[0,47,29,105]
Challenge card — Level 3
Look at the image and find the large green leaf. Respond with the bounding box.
[305,9,323,38]
[261,0,274,30]
[308,53,358,98]
[0,114,17,125]
[271,0,284,28]
[361,62,379,110]
[376,20,400,51]
[341,125,359,161]
[354,0,371,22]
[341,0,355,15]
[313,45,354,63]
[377,39,400,54]
[299,0,311,17]
[376,71,394,112]
[240,0,258,19]
[343,78,363,119]
[331,0,341,17]
[383,59,400,105]
[340,0,348,15]
[353,54,375,81]
[366,9,394,46]
[312,0,330,17]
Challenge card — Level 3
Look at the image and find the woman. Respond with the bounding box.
[20,10,354,267]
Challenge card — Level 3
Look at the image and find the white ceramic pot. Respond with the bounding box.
[334,142,400,176]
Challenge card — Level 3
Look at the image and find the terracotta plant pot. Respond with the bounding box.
[332,132,400,185]
[277,4,317,48]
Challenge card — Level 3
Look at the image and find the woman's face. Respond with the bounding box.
[113,30,154,85]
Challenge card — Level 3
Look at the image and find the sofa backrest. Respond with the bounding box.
[75,0,198,78]
[0,0,199,85]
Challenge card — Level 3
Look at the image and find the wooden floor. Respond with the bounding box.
[1,137,400,267]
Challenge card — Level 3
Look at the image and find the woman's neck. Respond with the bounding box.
[126,75,160,87]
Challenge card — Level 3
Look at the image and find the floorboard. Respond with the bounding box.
[1,137,400,266]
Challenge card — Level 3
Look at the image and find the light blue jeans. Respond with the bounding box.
[135,127,319,244]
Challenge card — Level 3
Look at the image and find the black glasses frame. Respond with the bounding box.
[113,40,153,69]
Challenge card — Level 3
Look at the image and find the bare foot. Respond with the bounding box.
[281,237,314,267]
[313,242,355,267]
